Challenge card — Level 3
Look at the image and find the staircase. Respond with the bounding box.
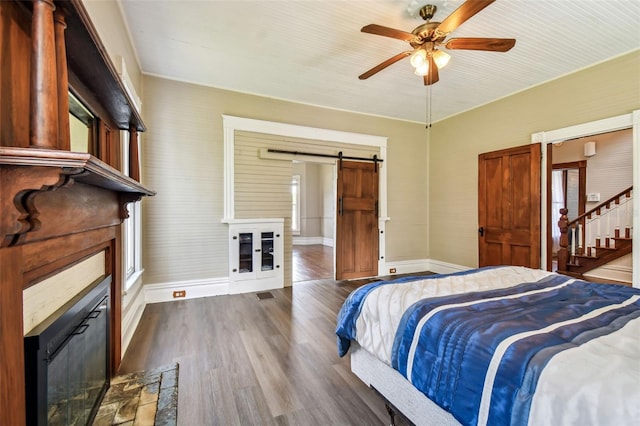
[557,186,633,280]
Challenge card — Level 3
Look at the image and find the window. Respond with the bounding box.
[291,175,300,235]
[122,130,142,289]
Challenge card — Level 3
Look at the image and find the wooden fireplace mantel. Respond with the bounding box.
[0,146,152,196]
[0,146,155,249]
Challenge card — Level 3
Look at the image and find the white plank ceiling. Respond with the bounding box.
[119,0,640,123]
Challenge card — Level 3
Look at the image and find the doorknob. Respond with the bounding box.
[478,227,484,237]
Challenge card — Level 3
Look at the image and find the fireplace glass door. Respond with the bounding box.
[47,296,108,425]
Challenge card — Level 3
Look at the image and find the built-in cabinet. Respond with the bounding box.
[228,219,284,294]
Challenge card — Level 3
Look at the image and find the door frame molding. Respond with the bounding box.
[532,110,639,286]
[222,115,389,274]
[552,161,587,218]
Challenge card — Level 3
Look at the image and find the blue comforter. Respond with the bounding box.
[336,269,640,426]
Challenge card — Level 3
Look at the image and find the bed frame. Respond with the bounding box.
[351,343,460,426]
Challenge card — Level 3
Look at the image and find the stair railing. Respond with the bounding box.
[557,186,632,273]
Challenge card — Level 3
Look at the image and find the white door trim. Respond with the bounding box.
[222,115,390,274]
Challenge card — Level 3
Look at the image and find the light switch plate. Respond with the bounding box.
[587,193,600,202]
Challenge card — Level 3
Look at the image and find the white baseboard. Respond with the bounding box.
[426,259,471,275]
[292,236,322,245]
[382,259,431,276]
[292,236,333,246]
[144,277,229,304]
[381,259,469,277]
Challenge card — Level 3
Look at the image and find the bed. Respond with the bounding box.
[336,266,640,426]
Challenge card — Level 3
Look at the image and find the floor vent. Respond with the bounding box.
[256,292,275,300]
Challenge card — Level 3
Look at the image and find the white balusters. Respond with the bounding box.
[596,213,601,248]
[577,222,583,253]
[561,188,632,269]
[586,215,594,257]
[615,198,621,239]
[625,193,632,238]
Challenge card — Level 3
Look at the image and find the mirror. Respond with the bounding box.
[69,92,94,153]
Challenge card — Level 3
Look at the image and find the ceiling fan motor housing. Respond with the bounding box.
[411,22,444,47]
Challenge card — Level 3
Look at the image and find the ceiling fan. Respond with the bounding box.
[359,0,516,85]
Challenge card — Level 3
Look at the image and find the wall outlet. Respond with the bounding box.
[587,193,600,202]
[173,290,186,298]
[389,268,397,274]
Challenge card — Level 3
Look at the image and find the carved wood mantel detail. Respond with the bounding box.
[1,147,154,248]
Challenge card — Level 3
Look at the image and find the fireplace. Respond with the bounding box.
[24,275,111,426]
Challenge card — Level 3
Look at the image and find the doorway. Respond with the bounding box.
[534,112,638,285]
[547,130,633,277]
[550,160,586,265]
[291,161,335,283]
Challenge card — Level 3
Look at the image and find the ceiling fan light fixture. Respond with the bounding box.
[433,49,451,69]
[358,0,516,85]
[410,48,427,68]
[414,61,429,76]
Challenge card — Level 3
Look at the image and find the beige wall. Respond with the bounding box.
[553,129,633,208]
[301,163,323,239]
[321,164,335,242]
[82,0,143,99]
[292,162,325,240]
[141,76,429,285]
[429,51,640,268]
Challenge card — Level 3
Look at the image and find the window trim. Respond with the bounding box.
[122,130,143,290]
[291,174,301,235]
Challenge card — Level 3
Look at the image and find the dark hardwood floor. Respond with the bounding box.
[292,244,333,283]
[119,275,416,425]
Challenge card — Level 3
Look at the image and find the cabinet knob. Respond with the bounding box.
[232,268,237,272]
[232,236,237,240]
[255,249,261,252]
[276,265,280,268]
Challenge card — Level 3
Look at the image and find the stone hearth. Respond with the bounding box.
[93,363,178,426]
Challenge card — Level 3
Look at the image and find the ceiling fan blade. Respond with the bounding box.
[423,55,439,86]
[434,0,496,38]
[361,24,416,42]
[445,37,516,52]
[359,51,411,80]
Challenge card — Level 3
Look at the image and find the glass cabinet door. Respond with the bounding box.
[260,232,274,271]
[238,233,253,273]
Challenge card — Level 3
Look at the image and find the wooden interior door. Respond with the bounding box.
[478,143,541,268]
[336,161,379,280]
